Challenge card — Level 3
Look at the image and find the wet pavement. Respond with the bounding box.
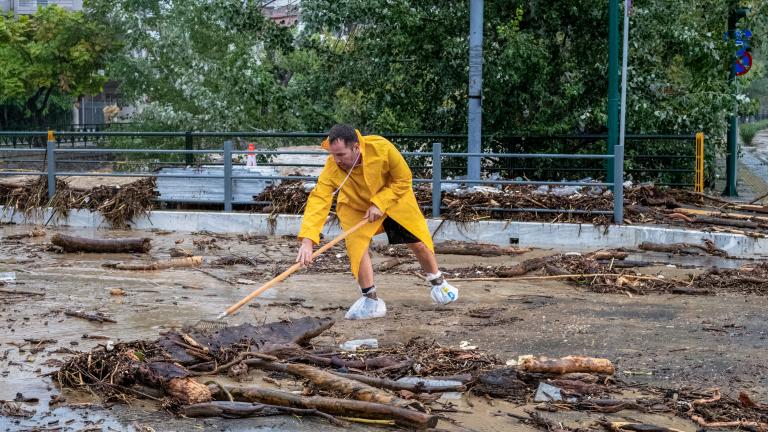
[1,224,767,431]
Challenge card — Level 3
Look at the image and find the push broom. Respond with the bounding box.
[217,219,369,319]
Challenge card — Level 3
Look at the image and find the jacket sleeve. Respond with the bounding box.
[298,158,337,245]
[370,144,413,213]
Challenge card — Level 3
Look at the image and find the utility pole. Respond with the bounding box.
[467,0,483,180]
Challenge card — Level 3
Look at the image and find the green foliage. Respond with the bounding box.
[0,6,115,128]
[89,0,768,167]
[740,119,768,146]
[86,0,298,131]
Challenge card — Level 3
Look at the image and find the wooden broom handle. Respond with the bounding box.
[219,219,369,318]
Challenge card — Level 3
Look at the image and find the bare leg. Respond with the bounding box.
[407,242,439,274]
[356,248,376,297]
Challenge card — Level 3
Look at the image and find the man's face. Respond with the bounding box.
[329,139,360,171]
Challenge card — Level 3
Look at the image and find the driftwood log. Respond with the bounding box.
[219,385,439,429]
[64,310,117,323]
[244,360,414,407]
[182,401,346,425]
[521,356,615,375]
[331,371,467,393]
[434,241,530,257]
[51,234,151,253]
[639,240,727,257]
[103,256,202,271]
[4,227,46,240]
[496,256,556,277]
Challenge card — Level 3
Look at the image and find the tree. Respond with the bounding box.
[86,0,297,131]
[0,5,115,129]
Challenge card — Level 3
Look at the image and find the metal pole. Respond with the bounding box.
[46,132,56,200]
[432,142,442,218]
[606,0,620,183]
[467,0,483,180]
[613,144,624,223]
[223,140,233,212]
[614,0,630,224]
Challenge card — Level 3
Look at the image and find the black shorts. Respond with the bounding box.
[382,217,420,244]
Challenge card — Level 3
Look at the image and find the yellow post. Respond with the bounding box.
[47,130,54,142]
[694,132,704,192]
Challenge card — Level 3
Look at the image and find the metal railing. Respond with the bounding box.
[0,130,629,222]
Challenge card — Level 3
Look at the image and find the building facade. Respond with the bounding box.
[1,0,83,14]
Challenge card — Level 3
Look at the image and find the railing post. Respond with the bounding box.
[695,132,705,193]
[612,143,624,224]
[46,131,56,200]
[185,131,194,166]
[223,140,233,212]
[432,142,442,218]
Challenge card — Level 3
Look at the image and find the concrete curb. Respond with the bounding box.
[2,207,766,259]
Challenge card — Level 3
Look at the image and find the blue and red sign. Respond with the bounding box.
[735,48,752,76]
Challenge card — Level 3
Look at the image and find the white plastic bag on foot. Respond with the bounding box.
[344,296,387,320]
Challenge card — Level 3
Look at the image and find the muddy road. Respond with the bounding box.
[1,225,767,431]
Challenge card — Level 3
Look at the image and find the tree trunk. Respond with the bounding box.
[51,233,152,253]
[521,356,615,375]
[220,385,439,429]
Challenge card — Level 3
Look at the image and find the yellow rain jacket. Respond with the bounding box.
[297,130,434,279]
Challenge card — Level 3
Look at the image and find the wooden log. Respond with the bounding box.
[521,356,615,375]
[673,207,768,223]
[600,420,685,432]
[64,310,117,323]
[730,203,768,214]
[585,251,629,261]
[103,256,203,271]
[496,256,556,277]
[132,361,211,405]
[170,247,194,258]
[331,372,467,393]
[639,241,727,257]
[4,227,46,240]
[689,415,768,430]
[434,241,530,257]
[182,401,347,426]
[220,385,439,429]
[690,215,761,229]
[375,257,406,272]
[244,360,412,407]
[52,233,151,253]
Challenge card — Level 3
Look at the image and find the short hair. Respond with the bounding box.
[327,124,358,148]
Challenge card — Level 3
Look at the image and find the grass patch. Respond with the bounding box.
[740,119,768,146]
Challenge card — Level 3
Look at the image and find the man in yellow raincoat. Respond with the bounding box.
[295,124,459,320]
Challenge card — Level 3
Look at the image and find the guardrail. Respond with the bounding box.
[0,131,627,223]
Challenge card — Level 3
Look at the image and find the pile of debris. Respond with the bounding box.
[0,177,157,228]
[249,181,768,235]
[53,317,487,428]
[52,317,768,430]
[445,247,768,296]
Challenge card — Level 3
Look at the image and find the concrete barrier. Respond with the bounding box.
[2,207,766,259]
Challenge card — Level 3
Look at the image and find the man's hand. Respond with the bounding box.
[364,204,384,222]
[296,238,315,266]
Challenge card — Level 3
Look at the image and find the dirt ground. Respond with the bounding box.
[1,224,767,431]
